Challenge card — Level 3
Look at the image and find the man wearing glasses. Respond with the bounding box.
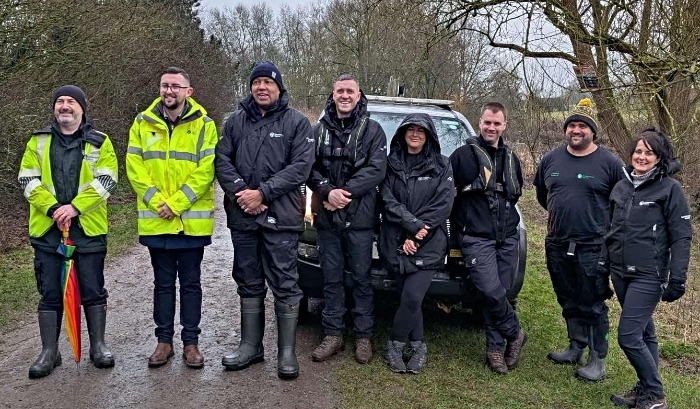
[126,66,217,369]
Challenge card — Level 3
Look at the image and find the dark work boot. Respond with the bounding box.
[486,350,508,374]
[85,305,115,368]
[406,341,427,374]
[548,319,586,365]
[383,340,406,373]
[222,298,265,371]
[28,311,62,379]
[275,300,299,379]
[505,329,527,369]
[576,322,608,381]
[635,393,667,409]
[611,382,643,407]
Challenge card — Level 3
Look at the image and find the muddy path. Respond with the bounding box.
[0,186,335,409]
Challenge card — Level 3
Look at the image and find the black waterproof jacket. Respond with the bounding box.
[379,114,454,274]
[215,91,314,231]
[605,161,692,283]
[307,92,387,231]
[449,135,523,241]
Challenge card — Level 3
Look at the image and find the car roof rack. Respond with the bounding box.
[365,95,455,110]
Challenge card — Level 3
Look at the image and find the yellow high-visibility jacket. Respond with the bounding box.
[18,125,118,237]
[126,97,217,236]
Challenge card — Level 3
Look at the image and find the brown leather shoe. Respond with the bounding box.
[354,338,372,364]
[486,350,508,374]
[148,343,174,367]
[311,335,344,362]
[183,345,204,369]
[505,329,527,369]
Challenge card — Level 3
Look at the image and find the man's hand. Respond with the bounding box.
[402,239,418,255]
[53,204,78,230]
[661,281,686,303]
[236,189,263,213]
[244,204,268,215]
[157,202,175,220]
[328,189,352,209]
[323,201,338,211]
[415,225,429,240]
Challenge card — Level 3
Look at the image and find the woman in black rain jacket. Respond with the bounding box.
[379,113,454,374]
[607,128,692,409]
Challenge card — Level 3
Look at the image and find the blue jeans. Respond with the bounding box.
[318,228,374,338]
[149,247,204,346]
[612,273,665,397]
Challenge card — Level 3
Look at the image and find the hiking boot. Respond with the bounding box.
[311,335,344,362]
[611,383,643,407]
[575,351,605,381]
[85,305,115,368]
[383,340,406,373]
[547,343,585,365]
[406,341,427,374]
[28,311,62,379]
[505,329,527,369]
[486,350,508,374]
[635,393,667,409]
[354,338,372,364]
[183,345,204,369]
[148,343,174,367]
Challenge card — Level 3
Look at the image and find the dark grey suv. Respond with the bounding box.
[297,96,527,309]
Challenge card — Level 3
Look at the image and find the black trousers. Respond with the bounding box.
[149,247,204,346]
[390,269,435,342]
[230,228,303,306]
[612,272,665,397]
[33,247,108,311]
[461,234,521,351]
[317,228,374,338]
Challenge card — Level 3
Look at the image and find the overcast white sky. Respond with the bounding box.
[199,0,315,12]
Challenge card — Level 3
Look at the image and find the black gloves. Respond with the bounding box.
[661,281,686,303]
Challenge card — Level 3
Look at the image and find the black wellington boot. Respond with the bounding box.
[222,298,265,370]
[576,323,608,381]
[85,305,115,368]
[28,311,62,378]
[275,300,299,379]
[548,318,586,365]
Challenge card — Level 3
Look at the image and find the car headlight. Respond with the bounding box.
[298,242,319,259]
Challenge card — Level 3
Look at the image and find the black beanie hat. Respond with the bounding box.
[564,98,598,139]
[52,85,87,113]
[249,61,285,91]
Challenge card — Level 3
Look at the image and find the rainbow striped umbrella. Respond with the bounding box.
[58,228,81,363]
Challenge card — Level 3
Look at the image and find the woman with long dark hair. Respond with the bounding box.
[606,128,692,409]
[379,113,454,374]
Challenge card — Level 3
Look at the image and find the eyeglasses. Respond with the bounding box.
[160,84,189,92]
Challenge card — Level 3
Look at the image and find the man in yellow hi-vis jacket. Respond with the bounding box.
[18,85,118,378]
[126,67,217,369]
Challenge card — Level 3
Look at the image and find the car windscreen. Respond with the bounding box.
[369,111,471,157]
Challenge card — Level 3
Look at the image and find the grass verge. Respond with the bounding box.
[0,202,136,328]
[333,188,700,409]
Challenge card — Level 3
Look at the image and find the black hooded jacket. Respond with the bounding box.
[449,135,523,242]
[307,92,387,231]
[605,160,692,283]
[215,91,314,231]
[379,113,454,274]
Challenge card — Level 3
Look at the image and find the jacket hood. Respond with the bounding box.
[239,89,289,119]
[389,113,440,157]
[320,90,368,129]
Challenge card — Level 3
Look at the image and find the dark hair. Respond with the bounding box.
[161,66,191,85]
[334,73,359,88]
[481,102,507,121]
[628,127,674,169]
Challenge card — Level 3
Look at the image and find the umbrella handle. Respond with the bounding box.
[62,227,69,239]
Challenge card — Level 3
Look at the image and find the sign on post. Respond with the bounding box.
[573,65,600,91]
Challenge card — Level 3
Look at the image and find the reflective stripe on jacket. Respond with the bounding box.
[18,128,117,237]
[126,97,217,236]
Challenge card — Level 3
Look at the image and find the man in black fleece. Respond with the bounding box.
[450,102,526,374]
